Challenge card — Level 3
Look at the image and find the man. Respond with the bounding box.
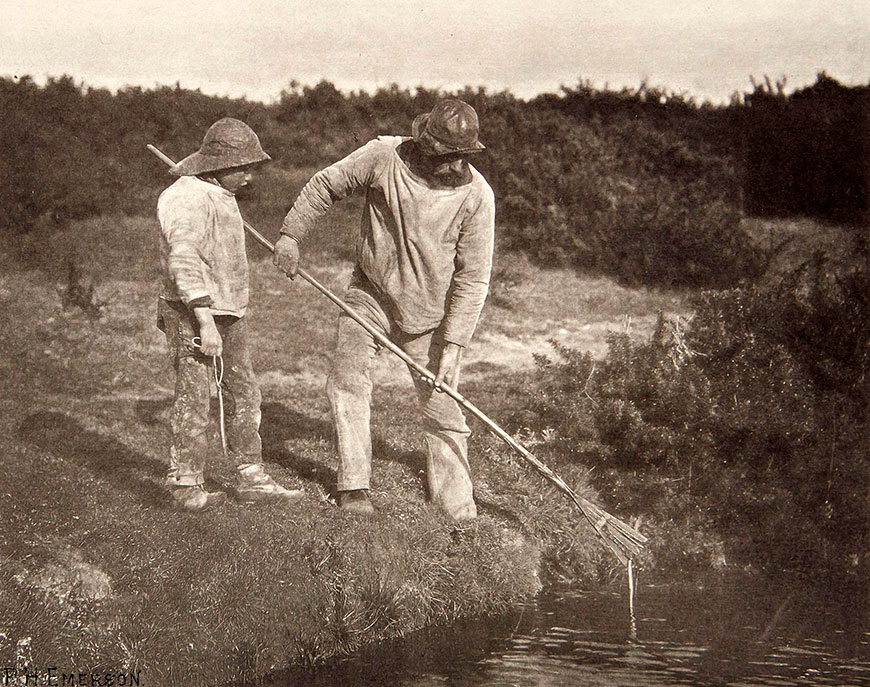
[273,99,495,520]
[157,117,304,512]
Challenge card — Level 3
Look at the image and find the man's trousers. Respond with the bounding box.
[325,276,476,520]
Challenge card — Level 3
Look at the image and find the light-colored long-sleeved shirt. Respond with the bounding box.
[157,175,249,317]
[281,136,495,347]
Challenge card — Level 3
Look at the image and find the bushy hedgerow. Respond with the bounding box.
[523,256,870,576]
[0,76,268,230]
[1,75,763,288]
[484,91,760,287]
[5,73,864,287]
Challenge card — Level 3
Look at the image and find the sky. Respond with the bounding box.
[2,0,868,103]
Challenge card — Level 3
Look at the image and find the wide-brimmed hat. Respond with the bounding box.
[412,99,486,156]
[170,118,271,176]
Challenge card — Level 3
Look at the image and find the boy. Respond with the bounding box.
[157,118,302,512]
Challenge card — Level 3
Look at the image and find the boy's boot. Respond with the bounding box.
[171,485,227,512]
[236,464,304,504]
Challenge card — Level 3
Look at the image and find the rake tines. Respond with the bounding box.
[494,425,648,566]
[574,495,647,566]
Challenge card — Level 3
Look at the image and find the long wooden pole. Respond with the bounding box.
[147,143,647,564]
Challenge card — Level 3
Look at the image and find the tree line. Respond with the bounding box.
[1,73,866,288]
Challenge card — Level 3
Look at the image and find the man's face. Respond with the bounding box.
[424,153,470,187]
[214,164,256,194]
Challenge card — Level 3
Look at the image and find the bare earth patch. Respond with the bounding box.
[250,256,689,393]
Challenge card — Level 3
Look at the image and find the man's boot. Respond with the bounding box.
[338,489,375,515]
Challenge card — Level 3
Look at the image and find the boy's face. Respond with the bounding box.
[214,164,256,194]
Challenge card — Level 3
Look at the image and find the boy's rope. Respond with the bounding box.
[192,337,228,457]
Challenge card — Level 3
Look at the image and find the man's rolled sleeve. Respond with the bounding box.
[280,140,382,243]
[442,186,496,348]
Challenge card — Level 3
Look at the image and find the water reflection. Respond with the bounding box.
[269,577,869,687]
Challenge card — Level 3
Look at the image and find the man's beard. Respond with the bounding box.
[431,166,470,187]
[234,183,255,199]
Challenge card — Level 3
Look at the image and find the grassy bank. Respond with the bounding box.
[5,206,862,682]
[0,212,682,683]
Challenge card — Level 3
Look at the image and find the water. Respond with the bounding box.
[272,576,870,686]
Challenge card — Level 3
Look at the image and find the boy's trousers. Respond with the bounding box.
[158,299,262,487]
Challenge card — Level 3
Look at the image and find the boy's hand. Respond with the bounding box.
[193,307,222,357]
[197,322,223,357]
[273,235,300,279]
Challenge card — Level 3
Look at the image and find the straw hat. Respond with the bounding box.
[170,118,271,176]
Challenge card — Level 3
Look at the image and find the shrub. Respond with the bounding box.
[744,73,869,225]
[527,318,716,473]
[523,256,870,576]
[481,95,761,287]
